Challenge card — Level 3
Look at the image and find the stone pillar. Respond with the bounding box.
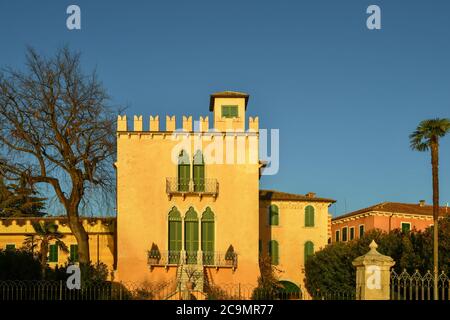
[352,240,395,300]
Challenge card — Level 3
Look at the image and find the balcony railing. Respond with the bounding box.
[148,250,237,269]
[166,178,219,198]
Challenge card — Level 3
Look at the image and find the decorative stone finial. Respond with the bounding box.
[369,240,378,251]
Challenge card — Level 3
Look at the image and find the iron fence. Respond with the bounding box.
[0,280,352,301]
[390,269,450,300]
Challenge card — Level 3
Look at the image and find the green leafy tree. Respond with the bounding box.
[23,221,68,278]
[410,118,450,299]
[304,226,449,296]
[0,248,42,280]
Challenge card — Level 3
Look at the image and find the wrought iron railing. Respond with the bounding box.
[390,269,450,300]
[148,250,237,269]
[166,178,219,197]
[0,280,349,300]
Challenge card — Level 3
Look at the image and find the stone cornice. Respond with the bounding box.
[331,210,434,225]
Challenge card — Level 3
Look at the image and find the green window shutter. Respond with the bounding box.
[222,105,229,117]
[305,206,315,227]
[5,244,15,250]
[178,164,190,192]
[401,223,410,233]
[70,244,79,262]
[230,106,238,117]
[49,244,58,263]
[269,205,279,226]
[269,240,279,265]
[222,105,238,118]
[304,241,314,262]
[168,207,182,264]
[201,209,215,265]
[335,231,340,242]
[193,164,205,192]
[185,207,199,264]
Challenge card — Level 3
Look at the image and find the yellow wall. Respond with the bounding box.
[116,95,260,288]
[259,200,331,289]
[0,218,115,271]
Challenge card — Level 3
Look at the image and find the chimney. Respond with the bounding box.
[306,192,316,198]
[419,200,426,207]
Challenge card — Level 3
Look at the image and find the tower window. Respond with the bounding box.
[221,105,238,118]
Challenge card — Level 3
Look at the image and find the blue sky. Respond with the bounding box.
[1,0,449,216]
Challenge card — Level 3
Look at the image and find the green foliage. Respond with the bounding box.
[0,177,46,217]
[305,217,450,295]
[409,118,450,152]
[251,255,284,299]
[0,248,42,280]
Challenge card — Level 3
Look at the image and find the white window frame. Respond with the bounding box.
[401,222,411,232]
[358,224,365,238]
[349,226,355,240]
[342,227,348,242]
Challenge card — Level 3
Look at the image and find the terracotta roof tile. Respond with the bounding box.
[333,202,449,220]
[259,189,336,203]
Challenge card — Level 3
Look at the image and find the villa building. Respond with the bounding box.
[0,217,115,270]
[0,91,335,297]
[331,201,449,243]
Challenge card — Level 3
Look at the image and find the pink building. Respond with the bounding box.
[331,201,449,243]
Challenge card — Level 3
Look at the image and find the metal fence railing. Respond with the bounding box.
[148,250,237,269]
[390,269,450,300]
[0,280,354,301]
[166,178,219,197]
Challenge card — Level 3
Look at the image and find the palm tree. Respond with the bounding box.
[23,221,68,278]
[410,118,450,300]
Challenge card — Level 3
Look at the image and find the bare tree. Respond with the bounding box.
[0,47,118,265]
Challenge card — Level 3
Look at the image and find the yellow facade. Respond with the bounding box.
[116,92,260,288]
[259,191,335,288]
[0,91,335,297]
[0,217,115,271]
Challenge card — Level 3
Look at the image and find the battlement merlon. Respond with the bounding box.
[117,115,259,133]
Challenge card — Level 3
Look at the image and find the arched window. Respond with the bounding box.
[269,205,279,226]
[304,241,314,262]
[178,150,190,191]
[201,207,215,265]
[268,240,279,265]
[305,205,315,227]
[193,150,205,192]
[168,207,182,264]
[185,207,199,264]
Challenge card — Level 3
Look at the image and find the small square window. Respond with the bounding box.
[401,222,411,233]
[221,105,238,118]
[5,244,15,251]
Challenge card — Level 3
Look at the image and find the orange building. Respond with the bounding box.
[331,201,449,242]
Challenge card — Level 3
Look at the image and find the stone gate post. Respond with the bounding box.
[352,240,395,300]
